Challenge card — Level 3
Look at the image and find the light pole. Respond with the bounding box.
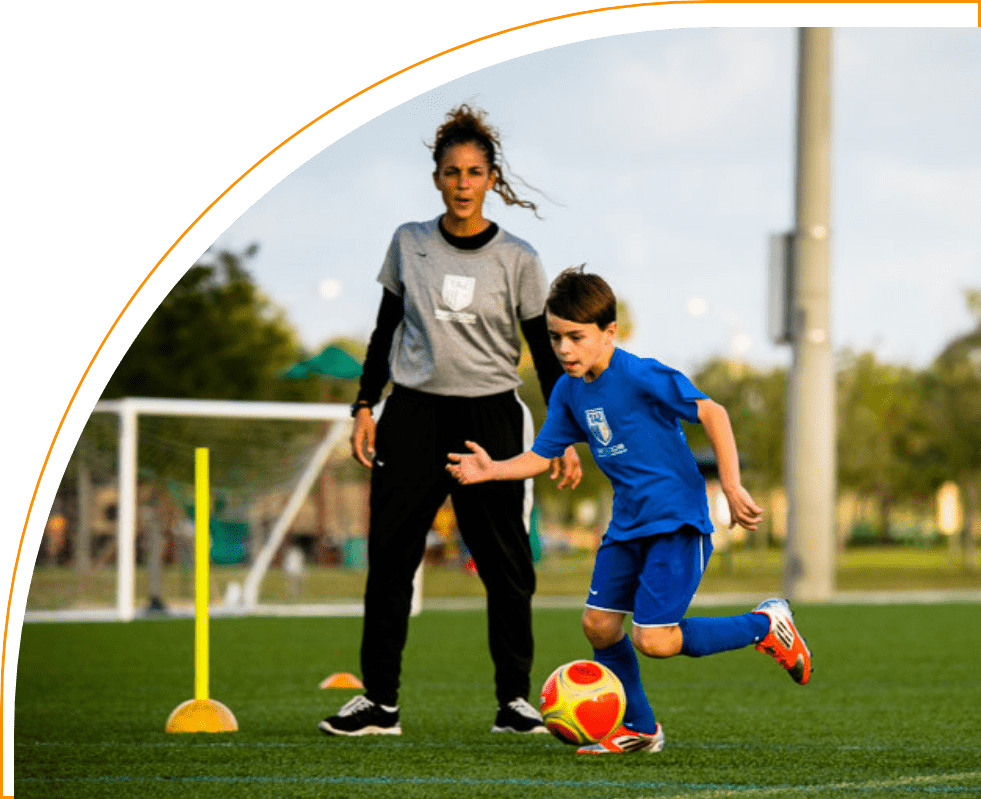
[784,27,836,601]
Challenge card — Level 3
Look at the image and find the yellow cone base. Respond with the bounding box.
[165,699,239,733]
[320,672,364,689]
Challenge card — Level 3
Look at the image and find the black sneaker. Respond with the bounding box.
[319,695,401,736]
[491,697,548,733]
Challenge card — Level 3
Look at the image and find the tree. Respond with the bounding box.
[102,246,314,402]
[836,351,935,540]
[91,245,322,489]
[686,359,787,490]
[924,289,981,564]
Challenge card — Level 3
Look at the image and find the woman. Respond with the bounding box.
[319,105,581,737]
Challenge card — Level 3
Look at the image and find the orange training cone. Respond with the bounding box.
[320,672,364,689]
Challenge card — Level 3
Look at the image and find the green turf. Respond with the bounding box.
[15,603,981,798]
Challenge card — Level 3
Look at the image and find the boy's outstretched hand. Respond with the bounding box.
[447,441,493,485]
[724,485,765,531]
[550,445,583,490]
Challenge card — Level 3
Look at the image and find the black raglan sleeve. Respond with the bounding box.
[520,314,563,405]
[355,289,403,406]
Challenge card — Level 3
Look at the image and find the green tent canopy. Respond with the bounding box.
[285,345,363,380]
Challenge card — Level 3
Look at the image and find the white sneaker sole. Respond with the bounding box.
[491,724,549,733]
[319,720,402,736]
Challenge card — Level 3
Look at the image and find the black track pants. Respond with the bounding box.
[360,386,536,708]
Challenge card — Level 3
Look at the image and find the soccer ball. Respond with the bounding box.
[539,660,626,745]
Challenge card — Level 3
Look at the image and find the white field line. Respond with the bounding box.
[23,588,981,623]
[630,770,981,799]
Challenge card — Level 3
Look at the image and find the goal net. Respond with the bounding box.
[27,397,381,621]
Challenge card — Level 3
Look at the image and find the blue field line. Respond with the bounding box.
[15,773,981,794]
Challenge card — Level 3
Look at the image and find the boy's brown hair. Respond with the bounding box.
[546,265,617,329]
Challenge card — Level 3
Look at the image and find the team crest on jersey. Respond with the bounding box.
[586,408,613,446]
[441,275,475,311]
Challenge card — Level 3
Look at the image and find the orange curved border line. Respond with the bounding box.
[0,0,981,792]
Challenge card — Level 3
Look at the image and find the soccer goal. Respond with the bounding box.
[29,396,394,622]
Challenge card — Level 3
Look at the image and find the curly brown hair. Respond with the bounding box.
[429,104,539,215]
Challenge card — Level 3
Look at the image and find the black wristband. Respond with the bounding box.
[350,400,372,417]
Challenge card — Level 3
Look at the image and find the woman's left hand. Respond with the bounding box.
[550,446,582,490]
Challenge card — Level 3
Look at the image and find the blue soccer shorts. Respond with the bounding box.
[585,526,713,627]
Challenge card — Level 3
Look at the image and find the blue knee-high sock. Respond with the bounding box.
[593,636,659,734]
[679,612,771,657]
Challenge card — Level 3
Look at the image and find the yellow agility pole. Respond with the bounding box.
[194,446,210,702]
[165,448,238,733]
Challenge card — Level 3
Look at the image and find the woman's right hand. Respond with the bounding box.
[350,408,376,468]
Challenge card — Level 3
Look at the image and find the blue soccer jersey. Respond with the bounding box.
[532,347,713,541]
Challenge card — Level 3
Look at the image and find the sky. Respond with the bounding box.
[212,27,981,376]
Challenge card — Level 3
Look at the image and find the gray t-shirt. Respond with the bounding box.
[377,217,548,397]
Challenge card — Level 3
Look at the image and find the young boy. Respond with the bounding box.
[446,266,812,755]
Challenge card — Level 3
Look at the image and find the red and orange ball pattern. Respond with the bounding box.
[539,660,626,745]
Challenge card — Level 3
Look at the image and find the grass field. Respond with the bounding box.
[15,602,981,798]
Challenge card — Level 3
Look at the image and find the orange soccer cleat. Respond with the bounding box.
[576,723,665,755]
[753,598,812,685]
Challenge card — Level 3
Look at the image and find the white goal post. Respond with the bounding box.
[92,397,359,620]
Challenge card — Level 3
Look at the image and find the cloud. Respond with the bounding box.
[836,28,981,165]
[832,246,978,366]
[593,29,793,151]
[868,162,981,229]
